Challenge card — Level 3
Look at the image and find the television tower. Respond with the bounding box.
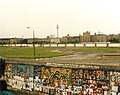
[56,24,59,38]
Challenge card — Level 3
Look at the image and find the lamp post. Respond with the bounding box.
[27,27,35,91]
[27,27,35,59]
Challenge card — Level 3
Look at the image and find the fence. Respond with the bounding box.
[1,43,120,48]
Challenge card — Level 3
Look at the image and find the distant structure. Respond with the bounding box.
[0,31,120,44]
[56,24,59,38]
[81,31,91,42]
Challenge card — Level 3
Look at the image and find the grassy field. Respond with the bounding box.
[0,46,70,58]
[0,46,119,58]
[70,47,120,53]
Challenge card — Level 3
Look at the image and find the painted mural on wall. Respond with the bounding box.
[110,71,120,94]
[41,66,51,85]
[5,63,120,95]
[5,64,12,81]
[34,66,42,91]
[5,64,34,91]
[110,71,120,84]
[34,66,51,91]
[71,69,111,94]
[50,68,71,86]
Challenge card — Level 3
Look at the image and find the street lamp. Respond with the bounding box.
[27,27,35,59]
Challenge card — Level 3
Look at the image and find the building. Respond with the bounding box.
[27,38,51,44]
[91,33,108,42]
[61,34,80,44]
[0,38,21,44]
[50,38,60,43]
[81,31,91,42]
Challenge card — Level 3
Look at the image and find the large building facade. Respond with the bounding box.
[91,33,108,42]
[81,31,91,42]
[61,31,120,43]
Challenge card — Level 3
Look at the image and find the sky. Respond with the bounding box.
[0,0,120,38]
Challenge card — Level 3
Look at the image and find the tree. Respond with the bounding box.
[20,39,28,44]
[109,38,120,43]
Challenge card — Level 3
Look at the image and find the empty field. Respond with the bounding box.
[0,46,119,58]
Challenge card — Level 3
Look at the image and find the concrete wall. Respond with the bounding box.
[2,43,120,48]
[4,62,120,94]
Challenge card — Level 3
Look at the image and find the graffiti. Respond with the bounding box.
[4,63,120,94]
[5,64,34,91]
[5,64,12,81]
[72,69,83,79]
[34,66,42,78]
[83,70,88,79]
[50,68,71,80]
[41,66,50,86]
[110,71,120,85]
[50,68,71,87]
[96,70,107,81]
[12,64,33,77]
[34,66,42,91]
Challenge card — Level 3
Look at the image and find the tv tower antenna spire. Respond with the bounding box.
[56,19,59,38]
[56,24,59,38]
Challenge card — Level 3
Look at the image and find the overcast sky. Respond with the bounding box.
[0,0,120,38]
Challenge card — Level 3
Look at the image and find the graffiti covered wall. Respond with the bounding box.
[5,64,34,91]
[5,63,120,95]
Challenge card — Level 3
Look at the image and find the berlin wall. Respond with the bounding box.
[1,43,120,48]
[3,59,120,95]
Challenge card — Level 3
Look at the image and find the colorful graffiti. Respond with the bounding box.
[5,63,120,95]
[50,68,71,87]
[34,66,42,91]
[5,64,12,80]
[110,71,120,88]
[12,64,33,77]
[5,64,34,91]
